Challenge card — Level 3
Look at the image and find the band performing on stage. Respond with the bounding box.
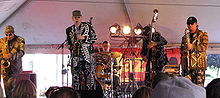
[0,9,210,98]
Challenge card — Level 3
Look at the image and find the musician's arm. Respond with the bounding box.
[193,32,208,52]
[11,37,25,60]
[82,24,97,44]
[66,27,74,50]
[141,38,148,62]
[155,32,167,46]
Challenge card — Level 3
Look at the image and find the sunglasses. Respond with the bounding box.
[74,16,81,19]
[187,22,195,25]
[5,33,13,36]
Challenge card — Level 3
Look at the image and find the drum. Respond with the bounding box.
[163,64,180,76]
[95,64,110,79]
[94,51,121,92]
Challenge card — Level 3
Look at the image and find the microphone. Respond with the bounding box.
[90,17,93,21]
[89,17,93,24]
[152,9,159,22]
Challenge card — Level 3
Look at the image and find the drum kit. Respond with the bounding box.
[94,50,122,97]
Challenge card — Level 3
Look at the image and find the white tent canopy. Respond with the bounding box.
[0,0,220,53]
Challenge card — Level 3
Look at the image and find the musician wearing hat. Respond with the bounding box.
[0,25,25,97]
[140,26,168,86]
[180,16,208,86]
[66,10,97,90]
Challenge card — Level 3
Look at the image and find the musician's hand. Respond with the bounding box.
[3,53,12,59]
[76,34,85,40]
[147,41,157,48]
[187,43,193,50]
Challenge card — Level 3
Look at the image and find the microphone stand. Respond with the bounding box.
[57,39,68,86]
[123,36,139,97]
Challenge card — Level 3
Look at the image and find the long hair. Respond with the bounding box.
[12,79,36,98]
[132,86,152,98]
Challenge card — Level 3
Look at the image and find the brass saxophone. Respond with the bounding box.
[0,38,11,78]
[1,38,11,68]
[185,28,190,65]
[73,26,81,57]
[184,28,191,80]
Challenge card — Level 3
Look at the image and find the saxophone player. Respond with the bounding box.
[180,16,208,86]
[0,25,25,97]
[66,10,97,90]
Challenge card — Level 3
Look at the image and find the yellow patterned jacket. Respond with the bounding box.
[181,29,208,72]
[0,35,25,80]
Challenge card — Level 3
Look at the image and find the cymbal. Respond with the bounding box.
[110,52,122,58]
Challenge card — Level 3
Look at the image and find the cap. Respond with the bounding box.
[72,10,82,16]
[187,16,197,25]
[142,26,151,36]
[151,76,206,98]
[4,25,14,34]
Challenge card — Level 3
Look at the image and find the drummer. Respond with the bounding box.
[101,41,118,69]
[95,41,122,97]
[95,41,118,75]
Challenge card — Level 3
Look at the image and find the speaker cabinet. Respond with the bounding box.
[15,71,36,86]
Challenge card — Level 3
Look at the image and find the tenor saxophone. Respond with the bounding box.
[0,38,11,78]
[1,39,11,68]
[74,40,81,57]
[184,28,191,79]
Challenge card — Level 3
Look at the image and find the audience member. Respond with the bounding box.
[45,86,59,98]
[151,72,170,88]
[12,79,36,98]
[132,86,152,98]
[206,78,220,98]
[151,76,206,98]
[49,87,80,98]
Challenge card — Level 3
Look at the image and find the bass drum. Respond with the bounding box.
[95,64,110,79]
[95,65,120,91]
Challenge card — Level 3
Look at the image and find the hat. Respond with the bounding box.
[187,16,197,25]
[72,10,82,16]
[4,25,14,34]
[151,76,206,98]
[142,26,151,36]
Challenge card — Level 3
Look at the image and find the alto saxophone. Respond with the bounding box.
[184,28,191,79]
[0,38,11,78]
[1,39,11,68]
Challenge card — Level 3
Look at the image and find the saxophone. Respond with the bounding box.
[73,26,81,57]
[184,28,191,80]
[0,38,11,78]
[1,38,11,68]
